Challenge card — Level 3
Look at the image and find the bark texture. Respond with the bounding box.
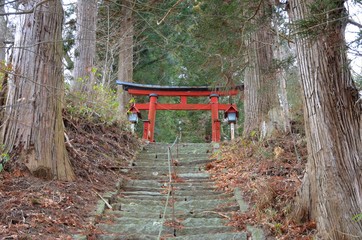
[243,1,282,138]
[73,0,97,93]
[289,0,362,239]
[1,0,75,181]
[117,0,134,116]
[273,10,291,133]
[0,0,5,61]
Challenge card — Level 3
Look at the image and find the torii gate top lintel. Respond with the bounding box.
[117,81,242,142]
[117,80,243,96]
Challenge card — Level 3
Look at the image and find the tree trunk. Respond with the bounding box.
[273,9,291,133]
[0,0,6,61]
[243,1,282,138]
[117,0,134,117]
[289,0,362,238]
[73,0,97,93]
[1,0,75,181]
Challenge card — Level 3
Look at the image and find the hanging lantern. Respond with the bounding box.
[128,112,139,123]
[127,105,142,123]
[224,105,239,140]
[224,105,239,124]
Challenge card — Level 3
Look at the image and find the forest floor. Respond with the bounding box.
[0,113,315,239]
[207,132,317,239]
[0,112,141,239]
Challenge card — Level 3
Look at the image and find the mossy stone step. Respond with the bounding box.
[122,172,211,181]
[103,209,234,219]
[88,143,262,240]
[168,232,247,240]
[119,192,235,201]
[119,189,228,197]
[110,202,239,215]
[135,155,211,162]
[95,234,157,240]
[129,166,207,174]
[111,198,237,210]
[94,232,247,240]
[135,157,208,162]
[97,222,235,236]
[121,184,217,192]
[124,179,216,188]
[102,217,228,228]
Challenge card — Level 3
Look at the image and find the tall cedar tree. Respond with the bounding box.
[0,0,5,61]
[117,0,135,116]
[289,0,362,238]
[243,1,282,138]
[73,0,97,93]
[1,0,75,181]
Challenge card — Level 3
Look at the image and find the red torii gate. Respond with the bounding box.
[117,81,243,142]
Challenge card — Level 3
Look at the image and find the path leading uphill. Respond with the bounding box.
[76,143,264,240]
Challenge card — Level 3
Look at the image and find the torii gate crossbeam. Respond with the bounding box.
[117,81,243,142]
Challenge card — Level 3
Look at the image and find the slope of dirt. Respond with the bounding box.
[207,133,316,239]
[0,112,141,239]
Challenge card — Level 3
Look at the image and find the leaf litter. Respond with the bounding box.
[0,111,140,239]
[207,133,317,239]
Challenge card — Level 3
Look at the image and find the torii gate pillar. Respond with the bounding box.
[147,93,158,142]
[210,94,221,142]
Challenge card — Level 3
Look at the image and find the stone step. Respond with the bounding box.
[97,222,236,236]
[94,232,247,240]
[168,232,247,240]
[129,167,207,175]
[120,192,235,201]
[110,202,239,214]
[124,179,216,189]
[133,158,213,166]
[88,143,258,240]
[119,189,229,197]
[121,185,217,193]
[95,234,157,240]
[111,198,237,210]
[102,217,228,228]
[104,209,235,219]
[125,172,211,181]
[135,155,212,162]
[142,143,212,149]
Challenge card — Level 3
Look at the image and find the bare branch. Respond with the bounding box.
[0,0,50,16]
[244,0,263,23]
[157,0,184,25]
[348,19,362,29]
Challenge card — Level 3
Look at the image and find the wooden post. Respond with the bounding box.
[230,122,235,140]
[210,94,220,142]
[148,93,158,142]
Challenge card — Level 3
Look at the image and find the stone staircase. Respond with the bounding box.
[86,143,254,240]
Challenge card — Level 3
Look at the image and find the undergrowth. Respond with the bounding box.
[65,84,121,126]
[208,132,316,239]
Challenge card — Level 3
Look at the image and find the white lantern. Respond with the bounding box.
[128,112,139,123]
[227,112,237,123]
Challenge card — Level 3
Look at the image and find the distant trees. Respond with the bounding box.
[1,0,75,181]
[242,1,282,138]
[117,0,135,116]
[289,0,362,238]
[0,0,5,61]
[72,0,97,93]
